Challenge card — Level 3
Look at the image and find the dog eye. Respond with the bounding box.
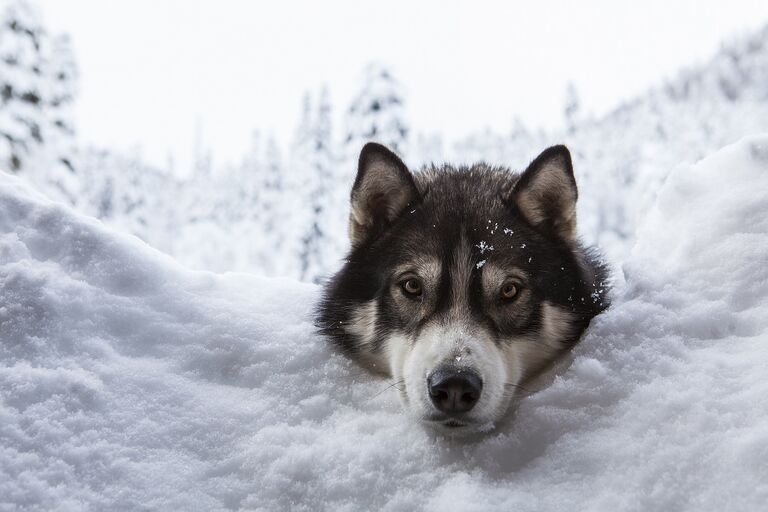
[500,282,519,301]
[401,277,423,297]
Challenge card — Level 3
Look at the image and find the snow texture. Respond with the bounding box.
[2,136,767,510]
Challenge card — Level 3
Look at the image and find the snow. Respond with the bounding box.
[2,135,767,510]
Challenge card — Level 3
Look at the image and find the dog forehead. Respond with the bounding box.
[391,209,531,276]
[414,167,530,240]
[417,166,510,218]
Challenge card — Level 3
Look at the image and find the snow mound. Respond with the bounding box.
[2,136,768,511]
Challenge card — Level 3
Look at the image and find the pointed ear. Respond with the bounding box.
[349,143,419,248]
[511,145,578,241]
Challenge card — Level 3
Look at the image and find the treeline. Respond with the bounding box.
[3,0,768,281]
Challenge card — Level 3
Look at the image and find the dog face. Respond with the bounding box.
[318,143,609,434]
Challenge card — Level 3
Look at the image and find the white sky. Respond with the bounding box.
[34,0,768,174]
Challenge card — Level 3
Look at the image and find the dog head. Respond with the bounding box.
[318,143,609,434]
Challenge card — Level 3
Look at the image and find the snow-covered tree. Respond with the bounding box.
[0,0,45,174]
[227,130,282,275]
[344,63,409,160]
[300,86,336,283]
[563,82,581,134]
[255,135,286,272]
[0,0,78,202]
[271,91,314,278]
[192,119,214,179]
[238,130,263,216]
[45,34,77,162]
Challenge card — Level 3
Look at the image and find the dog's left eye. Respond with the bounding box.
[401,277,423,298]
[500,282,519,301]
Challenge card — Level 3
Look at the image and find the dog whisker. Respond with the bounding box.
[367,380,405,402]
[504,382,534,393]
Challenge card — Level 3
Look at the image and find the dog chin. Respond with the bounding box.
[420,414,497,435]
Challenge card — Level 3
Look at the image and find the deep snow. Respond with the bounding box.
[1,136,768,511]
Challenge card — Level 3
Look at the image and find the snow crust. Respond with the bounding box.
[2,136,768,510]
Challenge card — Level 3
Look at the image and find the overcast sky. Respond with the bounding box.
[34,0,768,173]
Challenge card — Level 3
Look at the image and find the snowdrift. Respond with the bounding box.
[2,136,768,511]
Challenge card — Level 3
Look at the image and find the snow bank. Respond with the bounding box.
[2,136,767,511]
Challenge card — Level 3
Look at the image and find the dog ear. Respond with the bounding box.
[510,145,578,241]
[349,143,419,248]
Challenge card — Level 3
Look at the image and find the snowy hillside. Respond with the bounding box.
[5,1,768,283]
[82,22,768,279]
[2,136,767,510]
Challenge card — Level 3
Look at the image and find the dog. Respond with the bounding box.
[317,142,609,434]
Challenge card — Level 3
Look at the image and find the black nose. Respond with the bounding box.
[427,367,483,415]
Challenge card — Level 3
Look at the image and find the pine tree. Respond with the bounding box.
[299,86,335,283]
[192,119,214,178]
[279,92,315,278]
[0,0,48,173]
[344,63,409,160]
[260,135,284,248]
[45,34,77,171]
[563,82,581,134]
[219,131,287,277]
[0,0,78,202]
[238,130,262,220]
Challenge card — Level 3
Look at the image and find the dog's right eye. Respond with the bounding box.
[500,281,520,301]
[401,277,423,298]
